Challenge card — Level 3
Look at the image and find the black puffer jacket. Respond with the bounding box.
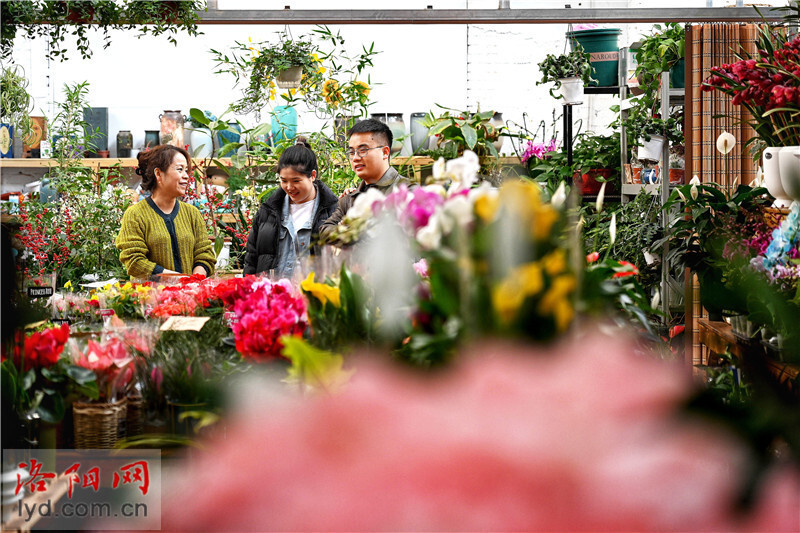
[243,180,339,275]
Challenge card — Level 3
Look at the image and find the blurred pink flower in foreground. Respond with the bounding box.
[157,330,800,532]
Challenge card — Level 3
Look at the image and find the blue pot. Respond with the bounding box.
[217,122,242,147]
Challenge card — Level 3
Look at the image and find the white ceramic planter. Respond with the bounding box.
[557,77,584,105]
[189,127,213,159]
[778,145,800,202]
[638,134,666,162]
[763,146,792,207]
[276,66,303,88]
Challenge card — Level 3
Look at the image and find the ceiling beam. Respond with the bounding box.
[197,7,784,25]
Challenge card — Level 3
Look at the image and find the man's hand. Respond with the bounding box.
[340,187,357,198]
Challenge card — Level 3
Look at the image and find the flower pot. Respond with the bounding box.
[491,112,504,152]
[574,168,612,195]
[778,145,800,201]
[567,28,622,87]
[638,134,666,162]
[276,66,303,89]
[668,168,684,184]
[271,105,298,144]
[83,107,108,153]
[116,129,133,158]
[557,77,584,105]
[167,400,208,436]
[632,167,642,183]
[670,58,685,89]
[217,121,242,147]
[409,112,429,153]
[159,110,185,148]
[763,147,792,207]
[189,127,213,158]
[23,116,45,157]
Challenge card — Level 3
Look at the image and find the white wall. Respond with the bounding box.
[2,0,789,169]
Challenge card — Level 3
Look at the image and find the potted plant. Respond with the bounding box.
[537,46,596,103]
[212,33,323,113]
[421,105,507,179]
[634,23,686,91]
[623,104,683,163]
[0,64,34,158]
[1,0,203,62]
[572,131,623,194]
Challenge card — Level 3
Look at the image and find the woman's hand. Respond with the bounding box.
[192,266,208,276]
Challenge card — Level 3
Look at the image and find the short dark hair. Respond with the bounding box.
[136,144,192,192]
[277,136,318,177]
[348,118,392,149]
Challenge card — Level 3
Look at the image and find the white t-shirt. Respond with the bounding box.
[290,199,315,230]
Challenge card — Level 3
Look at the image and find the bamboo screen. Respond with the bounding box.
[687,23,761,190]
[685,23,761,368]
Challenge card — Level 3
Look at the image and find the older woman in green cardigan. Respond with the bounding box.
[116,145,215,279]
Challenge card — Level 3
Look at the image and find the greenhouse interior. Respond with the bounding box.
[1,1,799,531]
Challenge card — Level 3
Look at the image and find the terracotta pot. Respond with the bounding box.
[632,167,641,184]
[668,168,684,184]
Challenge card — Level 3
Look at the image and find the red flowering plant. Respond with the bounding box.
[702,30,800,159]
[231,277,308,362]
[69,335,135,402]
[15,196,77,283]
[1,323,98,426]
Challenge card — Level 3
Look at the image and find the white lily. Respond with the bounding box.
[609,212,617,246]
[551,181,567,209]
[676,188,687,202]
[689,175,700,201]
[752,166,765,188]
[595,182,607,213]
[716,131,736,155]
[651,288,661,309]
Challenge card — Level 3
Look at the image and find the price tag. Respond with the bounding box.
[160,316,210,332]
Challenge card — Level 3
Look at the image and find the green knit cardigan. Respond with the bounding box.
[116,198,216,279]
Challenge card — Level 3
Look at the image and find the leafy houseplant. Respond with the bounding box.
[571,131,623,194]
[0,64,34,147]
[536,45,595,99]
[0,0,204,62]
[211,33,323,113]
[634,23,685,94]
[421,105,506,177]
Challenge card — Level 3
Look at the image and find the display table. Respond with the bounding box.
[698,318,798,395]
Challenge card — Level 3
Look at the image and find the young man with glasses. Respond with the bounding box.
[319,118,412,242]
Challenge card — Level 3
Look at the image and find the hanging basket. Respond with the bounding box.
[557,77,584,105]
[275,66,303,89]
[638,134,666,162]
[73,398,127,449]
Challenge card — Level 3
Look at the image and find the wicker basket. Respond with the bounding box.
[126,393,144,438]
[72,399,127,449]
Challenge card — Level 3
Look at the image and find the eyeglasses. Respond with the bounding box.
[346,145,385,159]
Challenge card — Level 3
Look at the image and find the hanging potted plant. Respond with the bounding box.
[212,33,323,113]
[537,46,596,104]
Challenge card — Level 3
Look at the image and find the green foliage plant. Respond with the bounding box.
[0,64,34,141]
[634,23,685,95]
[422,105,505,176]
[0,0,204,62]
[536,45,596,98]
[211,32,322,114]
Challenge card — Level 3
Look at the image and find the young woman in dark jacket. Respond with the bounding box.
[243,138,339,277]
